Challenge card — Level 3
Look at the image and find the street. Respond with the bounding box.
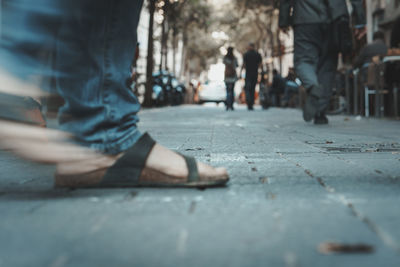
[0,105,400,267]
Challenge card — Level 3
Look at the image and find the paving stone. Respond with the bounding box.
[0,105,399,267]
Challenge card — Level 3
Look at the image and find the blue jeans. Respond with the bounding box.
[0,0,144,154]
[225,82,235,109]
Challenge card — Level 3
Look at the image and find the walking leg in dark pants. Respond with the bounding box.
[225,82,235,110]
[245,78,257,110]
[294,24,338,123]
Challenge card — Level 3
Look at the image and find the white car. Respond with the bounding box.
[198,80,226,104]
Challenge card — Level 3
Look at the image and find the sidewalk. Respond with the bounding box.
[0,105,400,267]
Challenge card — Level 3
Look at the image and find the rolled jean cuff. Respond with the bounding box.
[84,130,143,155]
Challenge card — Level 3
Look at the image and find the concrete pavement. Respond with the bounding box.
[0,105,400,267]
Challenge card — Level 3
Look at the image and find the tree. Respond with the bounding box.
[175,0,215,78]
[144,0,157,107]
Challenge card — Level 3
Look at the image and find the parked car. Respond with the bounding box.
[152,70,186,107]
[197,80,226,104]
[170,77,186,106]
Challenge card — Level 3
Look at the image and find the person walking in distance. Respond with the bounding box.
[241,43,262,110]
[279,0,366,124]
[223,47,238,111]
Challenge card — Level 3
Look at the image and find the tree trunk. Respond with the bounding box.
[164,26,170,70]
[160,1,170,71]
[179,28,188,78]
[172,28,177,74]
[159,15,165,71]
[277,31,282,73]
[144,0,155,107]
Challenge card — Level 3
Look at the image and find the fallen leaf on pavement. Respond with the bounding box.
[318,242,374,255]
[185,148,204,151]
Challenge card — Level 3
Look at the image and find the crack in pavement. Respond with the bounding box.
[277,151,400,254]
[177,137,191,151]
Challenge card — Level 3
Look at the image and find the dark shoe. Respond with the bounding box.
[303,94,318,122]
[55,133,229,188]
[314,113,329,125]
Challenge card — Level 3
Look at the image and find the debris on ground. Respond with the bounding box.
[318,242,374,254]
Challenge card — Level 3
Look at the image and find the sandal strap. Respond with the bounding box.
[102,133,156,185]
[181,155,200,183]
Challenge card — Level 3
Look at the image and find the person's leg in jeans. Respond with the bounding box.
[225,82,234,110]
[249,79,257,109]
[0,0,143,154]
[55,0,143,154]
[0,0,228,186]
[230,82,235,110]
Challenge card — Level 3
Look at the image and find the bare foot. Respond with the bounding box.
[56,143,228,183]
[141,144,228,182]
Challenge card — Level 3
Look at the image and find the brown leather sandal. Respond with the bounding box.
[54,133,229,188]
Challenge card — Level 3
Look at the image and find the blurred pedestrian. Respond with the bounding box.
[282,68,300,107]
[279,0,366,124]
[0,0,229,188]
[223,47,238,111]
[354,31,388,69]
[385,17,400,89]
[270,69,286,107]
[241,43,262,110]
[391,16,400,48]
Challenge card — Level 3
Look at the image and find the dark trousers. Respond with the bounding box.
[245,77,257,109]
[225,82,235,109]
[294,23,338,113]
